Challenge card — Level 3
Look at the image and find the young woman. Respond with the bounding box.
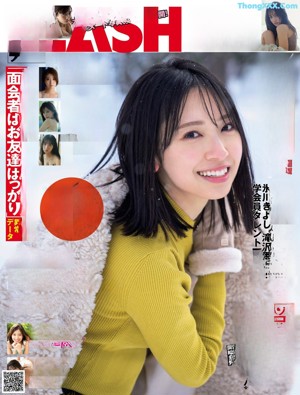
[261,2,297,51]
[62,58,254,394]
[7,323,30,355]
[47,5,74,38]
[7,358,33,386]
[39,134,61,166]
[39,67,59,99]
[39,101,59,132]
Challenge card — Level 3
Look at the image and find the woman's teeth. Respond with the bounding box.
[198,168,228,177]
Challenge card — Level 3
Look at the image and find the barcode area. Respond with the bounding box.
[2,370,25,393]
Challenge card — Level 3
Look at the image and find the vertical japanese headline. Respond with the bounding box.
[6,66,26,241]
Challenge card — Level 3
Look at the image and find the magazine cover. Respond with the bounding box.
[0,1,300,394]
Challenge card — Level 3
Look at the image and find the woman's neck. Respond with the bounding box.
[163,187,207,220]
[45,87,56,95]
[44,152,54,158]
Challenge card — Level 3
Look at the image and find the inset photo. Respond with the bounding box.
[46,5,75,38]
[39,67,60,98]
[39,101,61,132]
[7,323,33,355]
[39,134,61,166]
[7,356,34,388]
[261,1,298,51]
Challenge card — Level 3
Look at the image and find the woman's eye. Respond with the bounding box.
[183,131,200,139]
[221,123,235,132]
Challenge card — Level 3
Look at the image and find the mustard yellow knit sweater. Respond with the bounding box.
[63,201,226,395]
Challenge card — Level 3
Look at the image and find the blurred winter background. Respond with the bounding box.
[0,51,300,393]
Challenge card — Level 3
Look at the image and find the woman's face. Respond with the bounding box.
[42,107,54,119]
[56,10,72,25]
[158,88,243,218]
[12,329,23,344]
[44,73,57,89]
[269,11,282,27]
[43,141,54,154]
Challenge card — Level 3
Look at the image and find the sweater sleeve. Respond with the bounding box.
[126,251,226,388]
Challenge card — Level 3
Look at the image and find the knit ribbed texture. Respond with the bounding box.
[63,200,225,395]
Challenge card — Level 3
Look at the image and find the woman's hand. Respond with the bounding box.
[188,198,242,276]
[12,342,23,354]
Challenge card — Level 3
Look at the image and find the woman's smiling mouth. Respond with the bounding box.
[198,166,229,177]
[197,166,230,183]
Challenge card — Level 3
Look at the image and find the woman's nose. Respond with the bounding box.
[204,135,229,161]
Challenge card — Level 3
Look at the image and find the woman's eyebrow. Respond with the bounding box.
[178,115,230,130]
[177,120,205,129]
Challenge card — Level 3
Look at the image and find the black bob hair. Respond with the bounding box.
[54,5,72,16]
[265,2,297,42]
[90,58,254,239]
[7,360,23,370]
[42,67,59,85]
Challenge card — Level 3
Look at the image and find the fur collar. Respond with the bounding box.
[0,168,127,394]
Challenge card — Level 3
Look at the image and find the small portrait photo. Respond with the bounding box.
[7,356,34,387]
[7,323,33,355]
[46,5,75,38]
[261,1,298,51]
[39,101,61,132]
[39,67,60,99]
[39,134,61,166]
